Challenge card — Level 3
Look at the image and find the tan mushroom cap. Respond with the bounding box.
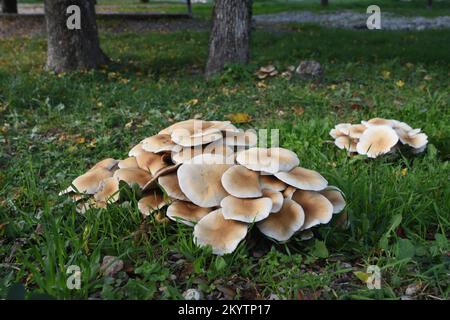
[159,119,197,135]
[94,177,120,203]
[394,121,413,132]
[138,191,168,216]
[172,131,223,148]
[118,157,139,169]
[329,123,351,138]
[142,163,180,192]
[158,172,189,201]
[275,167,328,191]
[236,147,300,174]
[283,186,297,199]
[262,189,284,213]
[193,209,248,256]
[292,190,333,230]
[260,65,276,73]
[166,200,212,226]
[177,161,232,207]
[364,117,398,128]
[113,168,152,189]
[348,124,367,139]
[299,229,314,241]
[141,134,177,153]
[397,129,428,149]
[128,143,145,157]
[136,151,170,175]
[223,130,257,147]
[89,158,119,171]
[60,168,113,195]
[221,195,272,223]
[334,136,358,152]
[259,174,287,192]
[319,186,346,214]
[171,146,204,164]
[221,165,262,198]
[256,198,305,242]
[356,125,399,158]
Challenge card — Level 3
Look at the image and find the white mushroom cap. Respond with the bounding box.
[260,65,276,73]
[89,158,119,171]
[94,177,120,203]
[118,157,139,169]
[397,129,428,149]
[166,201,212,226]
[136,151,170,175]
[356,125,399,158]
[138,191,168,216]
[262,189,284,213]
[236,147,300,174]
[158,172,189,201]
[334,136,358,152]
[348,124,367,139]
[193,209,248,255]
[319,186,346,214]
[256,198,305,242]
[259,174,287,192]
[221,165,262,198]
[128,143,145,157]
[292,190,333,230]
[113,168,152,189]
[177,161,232,207]
[223,130,257,147]
[275,167,328,191]
[172,131,223,148]
[364,117,398,128]
[141,134,177,153]
[221,195,272,223]
[60,168,113,195]
[142,163,180,192]
[171,146,205,164]
[394,121,413,132]
[159,119,197,135]
[329,123,352,138]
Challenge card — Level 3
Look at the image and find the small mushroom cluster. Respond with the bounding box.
[255,65,296,80]
[330,118,428,158]
[60,119,346,256]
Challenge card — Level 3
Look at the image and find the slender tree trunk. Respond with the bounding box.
[1,0,18,13]
[44,0,108,72]
[427,0,432,9]
[205,0,252,78]
[321,0,329,6]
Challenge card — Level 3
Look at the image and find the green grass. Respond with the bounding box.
[16,0,450,18]
[0,25,449,300]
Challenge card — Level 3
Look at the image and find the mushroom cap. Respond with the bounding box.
[283,186,297,199]
[329,123,352,138]
[158,172,189,201]
[193,209,248,255]
[223,130,258,147]
[319,186,346,214]
[171,146,205,164]
[60,168,113,195]
[113,168,152,188]
[142,163,180,192]
[292,190,333,230]
[169,120,224,147]
[89,158,119,171]
[334,136,358,152]
[177,162,232,207]
[203,140,235,160]
[76,198,107,214]
[260,65,276,73]
[118,157,139,169]
[394,121,413,132]
[94,177,120,203]
[221,195,272,223]
[236,147,300,174]
[397,129,428,149]
[172,131,223,148]
[256,198,305,242]
[262,189,284,213]
[348,124,367,139]
[275,167,328,191]
[356,125,399,158]
[259,174,287,192]
[166,201,212,226]
[136,151,170,175]
[128,143,145,157]
[364,117,398,128]
[141,134,177,153]
[138,191,168,216]
[221,165,262,198]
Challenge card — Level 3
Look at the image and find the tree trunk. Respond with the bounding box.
[427,0,432,9]
[44,0,108,72]
[1,0,18,13]
[321,0,329,6]
[205,0,252,78]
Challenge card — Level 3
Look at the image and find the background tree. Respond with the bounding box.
[205,0,253,78]
[321,0,329,6]
[1,0,18,13]
[427,0,432,9]
[45,0,108,72]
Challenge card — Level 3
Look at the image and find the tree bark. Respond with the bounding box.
[321,0,329,6]
[44,0,108,72]
[1,0,18,13]
[205,0,252,78]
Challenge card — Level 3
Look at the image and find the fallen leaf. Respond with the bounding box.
[226,113,252,124]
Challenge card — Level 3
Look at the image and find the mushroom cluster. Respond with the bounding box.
[330,118,428,158]
[60,119,346,255]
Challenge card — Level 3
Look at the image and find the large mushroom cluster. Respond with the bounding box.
[330,118,428,158]
[60,119,346,255]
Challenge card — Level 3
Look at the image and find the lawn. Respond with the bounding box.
[0,23,449,299]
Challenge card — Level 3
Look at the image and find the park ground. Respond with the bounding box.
[0,0,449,299]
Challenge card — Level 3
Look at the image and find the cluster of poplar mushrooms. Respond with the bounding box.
[60,119,346,255]
[330,118,428,158]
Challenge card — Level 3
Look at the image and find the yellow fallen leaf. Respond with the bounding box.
[256,81,267,89]
[382,70,391,79]
[75,137,86,144]
[424,75,432,81]
[402,168,407,176]
[396,80,405,88]
[293,106,305,116]
[226,113,252,124]
[354,271,370,283]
